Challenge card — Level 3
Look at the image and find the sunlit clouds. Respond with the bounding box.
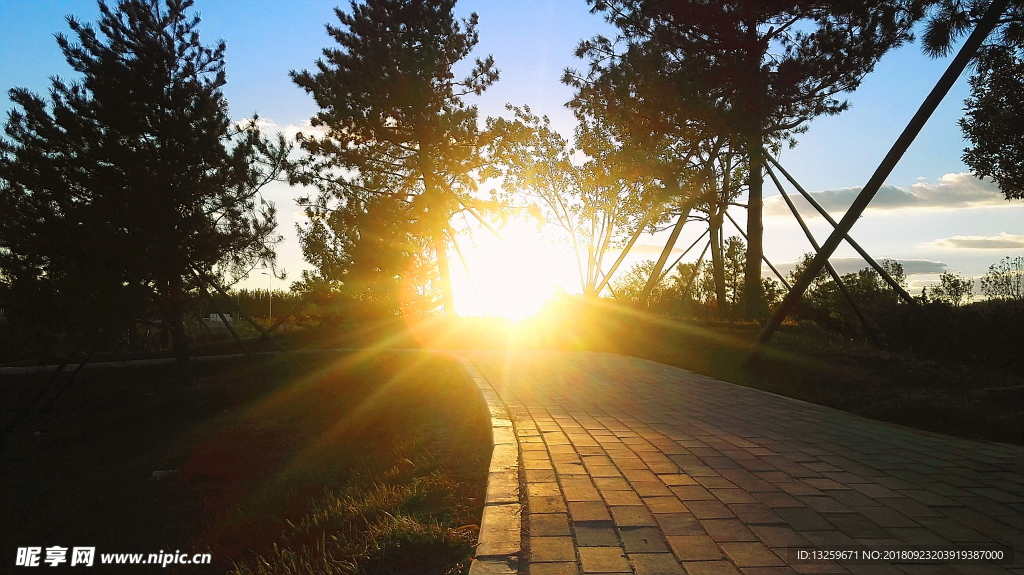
[764,172,1009,218]
[929,232,1024,250]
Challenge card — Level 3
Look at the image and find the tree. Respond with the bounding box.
[611,260,667,303]
[571,0,918,318]
[0,0,284,371]
[960,46,1024,199]
[922,1,1024,200]
[292,192,438,319]
[981,256,1024,300]
[290,0,499,316]
[485,106,653,297]
[932,271,974,307]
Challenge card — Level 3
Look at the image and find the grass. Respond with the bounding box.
[0,350,491,574]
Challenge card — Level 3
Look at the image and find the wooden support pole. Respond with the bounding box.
[193,276,270,385]
[723,210,791,290]
[765,165,877,339]
[676,239,711,313]
[192,267,288,354]
[594,209,658,296]
[766,156,924,308]
[639,204,693,306]
[659,228,710,284]
[757,0,1010,345]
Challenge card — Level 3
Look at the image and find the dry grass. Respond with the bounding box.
[0,350,490,574]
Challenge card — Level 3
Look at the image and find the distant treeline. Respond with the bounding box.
[614,245,1023,363]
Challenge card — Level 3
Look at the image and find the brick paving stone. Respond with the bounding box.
[674,485,718,500]
[531,513,572,536]
[532,536,576,562]
[595,477,632,491]
[720,542,787,567]
[630,552,685,574]
[685,561,744,575]
[457,351,1023,574]
[636,481,677,496]
[621,526,671,553]
[646,496,689,514]
[530,563,581,575]
[730,503,786,524]
[576,521,621,546]
[656,513,708,536]
[662,474,701,486]
[688,500,738,519]
[743,568,799,575]
[579,546,631,573]
[570,501,613,522]
[702,519,760,542]
[756,492,806,508]
[716,489,762,504]
[776,507,835,531]
[604,490,644,506]
[666,535,725,560]
[749,525,811,547]
[611,505,658,527]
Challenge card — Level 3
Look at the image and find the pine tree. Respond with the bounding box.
[289,0,498,316]
[570,0,918,318]
[0,0,284,371]
[922,0,1024,200]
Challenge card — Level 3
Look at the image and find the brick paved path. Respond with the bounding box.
[461,351,1023,575]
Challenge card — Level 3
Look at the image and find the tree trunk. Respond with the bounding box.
[710,206,728,319]
[744,134,766,319]
[166,277,193,383]
[638,204,692,307]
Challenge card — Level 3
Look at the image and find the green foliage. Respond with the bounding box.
[569,0,919,316]
[611,260,665,303]
[981,256,1024,300]
[932,271,975,307]
[485,105,654,295]
[0,0,284,359]
[922,1,1024,200]
[289,0,499,315]
[292,194,439,321]
[960,46,1024,200]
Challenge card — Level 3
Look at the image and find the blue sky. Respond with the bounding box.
[2,0,1022,306]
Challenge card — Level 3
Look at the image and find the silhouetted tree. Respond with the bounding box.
[981,256,1024,300]
[292,192,439,319]
[290,0,499,316]
[932,271,974,307]
[571,0,918,318]
[0,0,284,372]
[485,106,654,297]
[922,0,1024,200]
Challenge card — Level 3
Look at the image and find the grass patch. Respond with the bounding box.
[303,300,1020,445]
[0,351,490,574]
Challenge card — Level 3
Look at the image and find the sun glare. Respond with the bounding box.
[449,220,578,321]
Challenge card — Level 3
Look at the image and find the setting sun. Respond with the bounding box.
[448,220,579,321]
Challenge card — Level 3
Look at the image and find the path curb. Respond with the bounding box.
[451,354,521,575]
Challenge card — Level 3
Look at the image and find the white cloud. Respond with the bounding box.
[772,257,947,277]
[929,231,1024,250]
[233,117,328,141]
[765,172,1011,218]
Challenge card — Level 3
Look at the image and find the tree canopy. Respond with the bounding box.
[0,0,284,367]
[569,0,919,317]
[922,0,1024,200]
[290,0,499,316]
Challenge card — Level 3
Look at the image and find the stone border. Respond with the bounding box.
[451,354,521,575]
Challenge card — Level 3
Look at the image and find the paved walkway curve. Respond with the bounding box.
[461,350,1023,575]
